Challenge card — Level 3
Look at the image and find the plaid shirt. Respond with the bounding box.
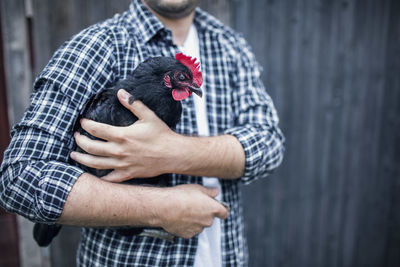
[0,0,284,266]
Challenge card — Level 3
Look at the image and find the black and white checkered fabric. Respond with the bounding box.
[0,0,284,266]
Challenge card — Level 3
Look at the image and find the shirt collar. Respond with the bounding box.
[129,0,166,44]
[129,0,219,44]
[193,8,218,34]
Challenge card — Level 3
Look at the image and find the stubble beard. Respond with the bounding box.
[143,0,198,19]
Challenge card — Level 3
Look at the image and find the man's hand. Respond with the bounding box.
[158,184,228,238]
[70,89,178,181]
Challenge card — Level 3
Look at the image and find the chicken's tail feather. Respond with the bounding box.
[33,223,62,247]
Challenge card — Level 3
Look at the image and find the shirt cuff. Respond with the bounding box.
[35,161,84,223]
[224,125,263,185]
[224,124,284,185]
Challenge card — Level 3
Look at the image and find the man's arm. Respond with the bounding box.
[167,134,245,179]
[59,173,228,238]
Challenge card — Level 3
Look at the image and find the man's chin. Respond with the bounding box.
[143,0,198,19]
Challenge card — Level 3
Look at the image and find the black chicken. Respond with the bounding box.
[33,53,203,246]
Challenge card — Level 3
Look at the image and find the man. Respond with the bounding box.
[0,0,284,266]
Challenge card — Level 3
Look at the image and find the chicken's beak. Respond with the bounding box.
[188,84,203,98]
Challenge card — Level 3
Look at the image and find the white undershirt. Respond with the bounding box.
[179,25,222,267]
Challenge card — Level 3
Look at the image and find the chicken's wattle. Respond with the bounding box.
[172,88,192,101]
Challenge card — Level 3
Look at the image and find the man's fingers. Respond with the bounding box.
[215,204,229,220]
[74,133,118,157]
[80,119,118,141]
[101,170,131,183]
[200,186,229,219]
[213,200,229,220]
[202,187,220,198]
[217,200,230,212]
[70,151,121,170]
[117,89,156,121]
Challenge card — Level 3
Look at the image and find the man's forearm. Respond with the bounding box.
[58,172,229,238]
[167,134,245,179]
[58,173,162,227]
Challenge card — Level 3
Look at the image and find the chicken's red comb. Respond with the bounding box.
[175,52,203,87]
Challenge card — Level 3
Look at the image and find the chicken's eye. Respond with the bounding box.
[178,73,186,81]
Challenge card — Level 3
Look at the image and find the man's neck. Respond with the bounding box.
[157,13,194,46]
[142,1,194,46]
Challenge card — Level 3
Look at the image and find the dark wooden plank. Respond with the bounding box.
[0,5,19,266]
[0,0,10,163]
[0,215,20,267]
[379,1,400,266]
[0,0,32,125]
[199,0,232,26]
[343,2,392,266]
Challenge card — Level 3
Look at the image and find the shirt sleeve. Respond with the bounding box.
[0,25,116,223]
[224,36,285,185]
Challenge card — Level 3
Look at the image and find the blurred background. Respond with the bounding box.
[0,0,399,266]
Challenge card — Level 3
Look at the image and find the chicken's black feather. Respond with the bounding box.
[33,56,198,246]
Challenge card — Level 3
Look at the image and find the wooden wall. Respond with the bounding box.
[1,0,399,266]
[235,0,400,266]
